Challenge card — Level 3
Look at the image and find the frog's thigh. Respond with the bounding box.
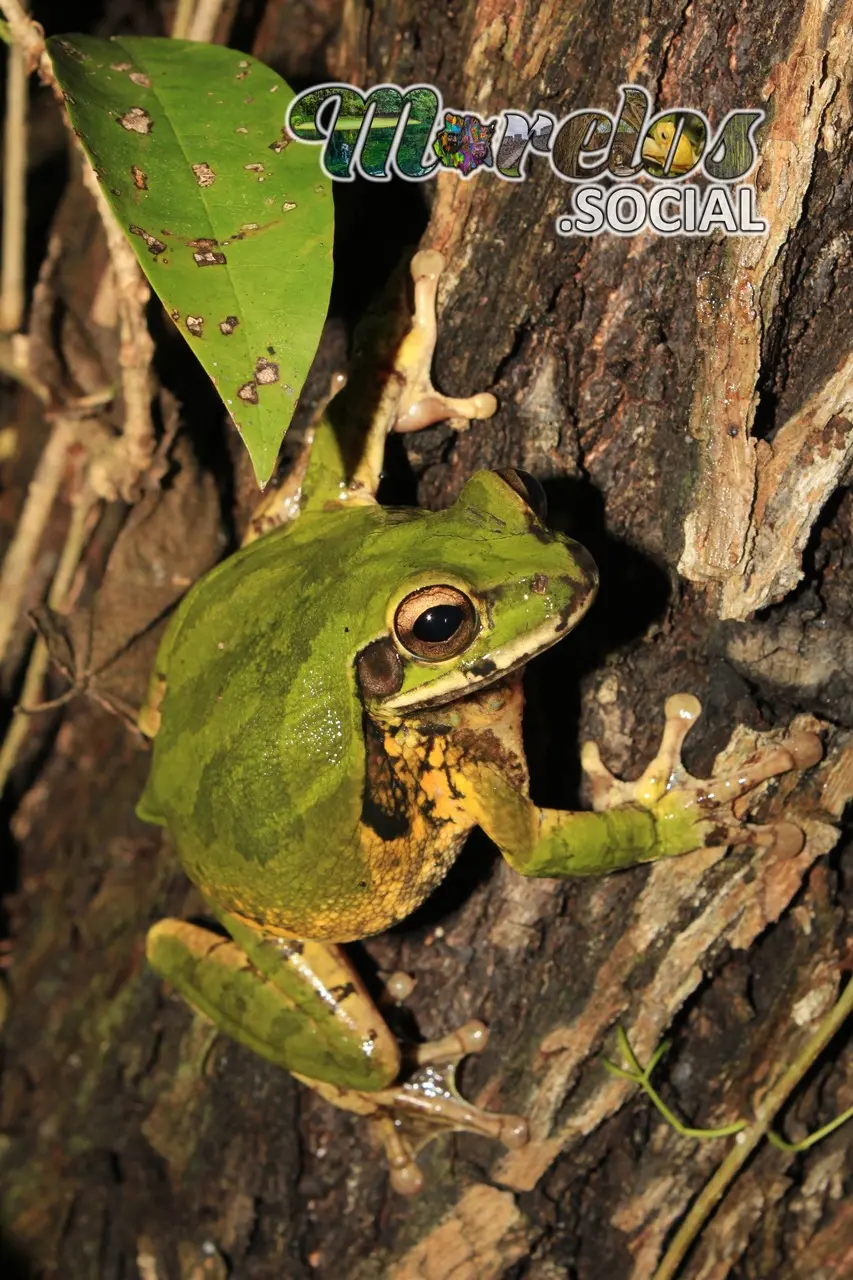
[146,919,400,1091]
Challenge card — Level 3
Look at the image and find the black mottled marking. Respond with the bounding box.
[328,983,356,1003]
[417,720,454,735]
[469,657,497,677]
[525,514,557,545]
[361,716,411,842]
[440,757,464,802]
[554,575,593,632]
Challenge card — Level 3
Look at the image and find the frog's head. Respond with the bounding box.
[357,469,597,716]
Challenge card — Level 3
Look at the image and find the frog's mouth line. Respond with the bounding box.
[377,577,598,715]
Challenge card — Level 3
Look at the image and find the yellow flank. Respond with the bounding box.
[193,679,531,945]
[354,728,472,933]
[301,680,530,941]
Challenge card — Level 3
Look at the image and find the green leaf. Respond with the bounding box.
[47,34,334,487]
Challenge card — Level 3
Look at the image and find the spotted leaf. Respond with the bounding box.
[48,34,333,487]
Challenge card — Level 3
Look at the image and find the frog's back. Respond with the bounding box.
[139,504,422,937]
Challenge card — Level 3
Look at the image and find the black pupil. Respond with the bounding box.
[412,605,464,643]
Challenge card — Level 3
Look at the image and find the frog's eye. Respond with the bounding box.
[494,468,548,522]
[394,585,479,661]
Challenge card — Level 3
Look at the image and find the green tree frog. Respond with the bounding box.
[137,251,821,1193]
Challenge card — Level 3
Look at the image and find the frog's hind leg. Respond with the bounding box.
[298,1016,529,1196]
[146,916,401,1092]
[301,250,499,507]
[147,915,528,1194]
[347,249,498,498]
[247,250,497,529]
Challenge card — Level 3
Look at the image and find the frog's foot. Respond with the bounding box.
[300,1020,528,1195]
[581,694,822,858]
[391,250,498,434]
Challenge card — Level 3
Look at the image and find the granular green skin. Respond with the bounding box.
[139,473,592,938]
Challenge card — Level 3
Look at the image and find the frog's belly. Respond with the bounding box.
[185,818,470,943]
[174,716,484,942]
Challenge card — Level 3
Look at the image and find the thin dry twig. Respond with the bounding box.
[653,975,853,1280]
[1,2,156,497]
[79,165,156,495]
[0,34,27,333]
[0,415,77,669]
[0,0,43,72]
[0,0,158,796]
[0,491,99,793]
[188,0,228,43]
[0,331,48,400]
[170,0,197,39]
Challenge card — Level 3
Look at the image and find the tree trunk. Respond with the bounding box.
[2,2,852,1278]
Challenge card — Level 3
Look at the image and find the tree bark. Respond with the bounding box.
[1,2,852,1278]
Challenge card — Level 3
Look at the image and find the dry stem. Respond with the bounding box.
[0,491,99,794]
[79,166,155,495]
[170,0,197,38]
[188,0,228,43]
[0,0,43,72]
[0,35,27,332]
[0,415,77,668]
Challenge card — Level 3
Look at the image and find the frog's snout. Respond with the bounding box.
[565,537,598,591]
[553,538,598,633]
[560,542,601,611]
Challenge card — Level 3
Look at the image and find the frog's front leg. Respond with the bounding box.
[257,250,498,528]
[325,248,499,503]
[146,910,527,1195]
[381,249,499,434]
[463,695,823,878]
